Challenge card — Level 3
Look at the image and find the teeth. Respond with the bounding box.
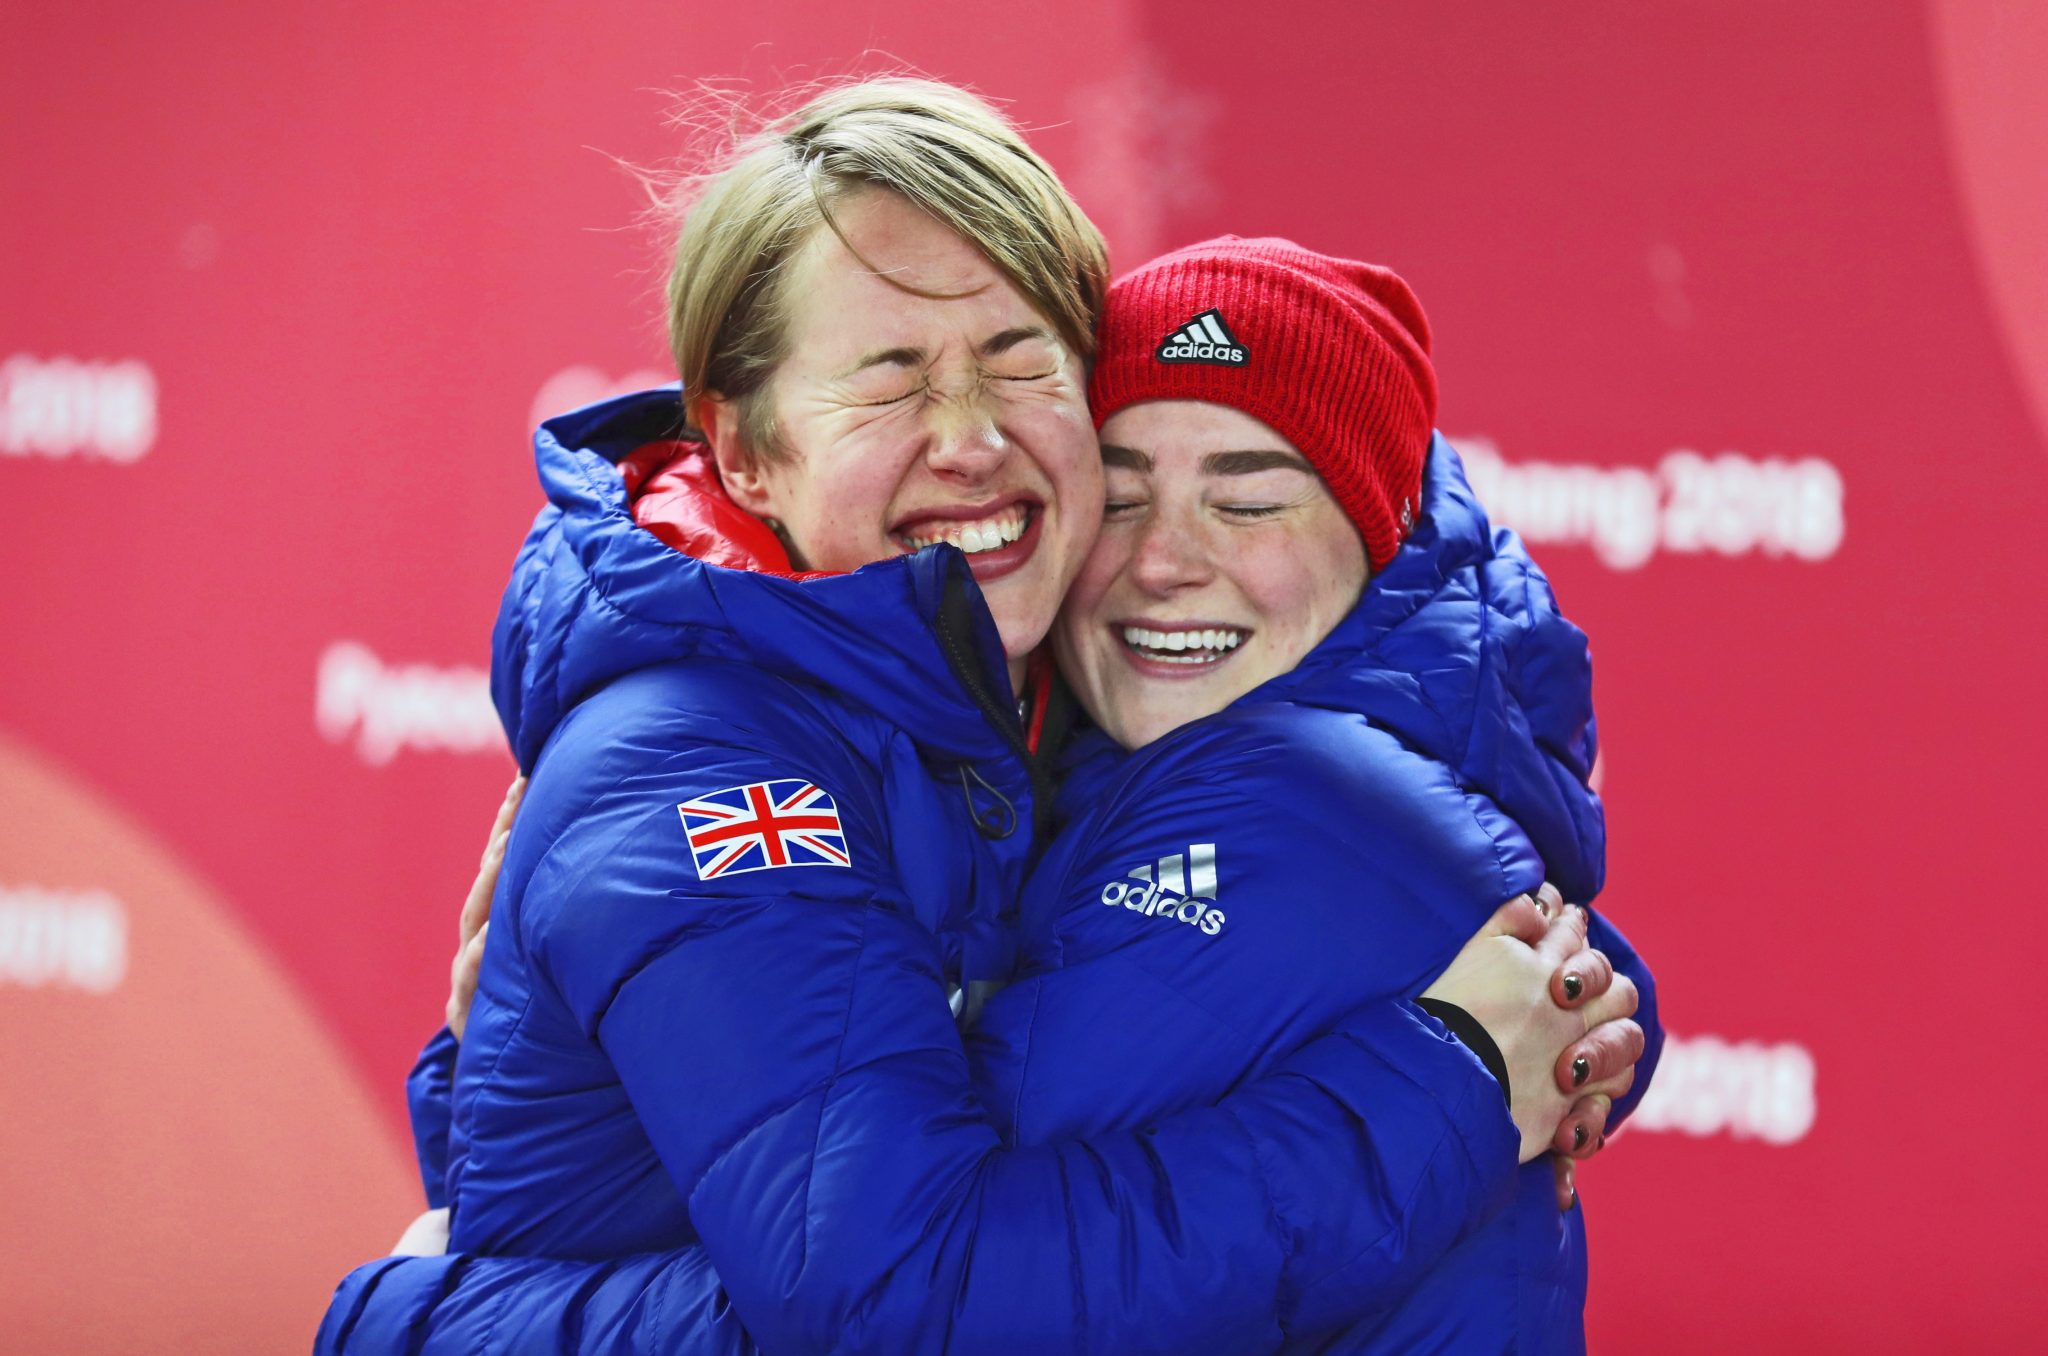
[901,505,1030,555]
[1120,625,1247,660]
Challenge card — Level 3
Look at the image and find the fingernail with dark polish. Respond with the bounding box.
[1572,1056,1590,1087]
[1562,973,1583,1000]
[1574,1124,1588,1150]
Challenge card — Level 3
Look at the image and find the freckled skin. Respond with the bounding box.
[706,190,1104,675]
[1054,400,1369,749]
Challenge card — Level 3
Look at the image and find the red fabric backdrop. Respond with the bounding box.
[4,2,2043,1349]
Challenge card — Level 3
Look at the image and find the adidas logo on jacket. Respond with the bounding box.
[1099,843,1227,935]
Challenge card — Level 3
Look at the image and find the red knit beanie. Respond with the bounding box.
[1088,236,1437,570]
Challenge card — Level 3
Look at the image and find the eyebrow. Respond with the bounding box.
[1100,444,1314,477]
[835,327,1057,380]
[1201,449,1315,476]
[837,346,925,379]
[978,326,1057,358]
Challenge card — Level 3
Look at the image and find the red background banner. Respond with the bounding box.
[5,2,2044,1349]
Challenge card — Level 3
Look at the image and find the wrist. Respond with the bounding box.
[1415,997,1510,1106]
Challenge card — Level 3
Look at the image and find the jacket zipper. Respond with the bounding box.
[933,567,1055,839]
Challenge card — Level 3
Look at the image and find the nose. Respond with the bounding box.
[922,385,1009,484]
[1126,505,1213,596]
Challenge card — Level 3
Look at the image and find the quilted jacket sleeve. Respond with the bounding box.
[315,1247,756,1356]
[1585,908,1661,1125]
[404,1027,458,1209]
[315,1005,1511,1356]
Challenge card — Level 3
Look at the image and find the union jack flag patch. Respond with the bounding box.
[676,779,853,880]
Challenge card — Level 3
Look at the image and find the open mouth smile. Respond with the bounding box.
[892,498,1044,582]
[895,501,1031,554]
[1116,623,1250,671]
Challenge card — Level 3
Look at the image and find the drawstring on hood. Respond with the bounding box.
[956,763,1019,839]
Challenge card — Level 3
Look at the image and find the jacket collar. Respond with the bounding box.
[491,387,1023,781]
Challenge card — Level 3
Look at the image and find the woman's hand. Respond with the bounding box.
[1553,1156,1577,1211]
[1421,887,1642,1163]
[446,775,524,1040]
[391,1207,451,1256]
[1544,887,1636,1208]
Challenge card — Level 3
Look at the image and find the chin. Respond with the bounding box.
[1131,678,1250,748]
[985,584,1057,661]
[1104,704,1187,752]
[987,603,1047,662]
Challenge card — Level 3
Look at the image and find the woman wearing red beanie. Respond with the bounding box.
[325,227,1656,1354]
[1039,235,1662,1350]
[1065,235,1442,743]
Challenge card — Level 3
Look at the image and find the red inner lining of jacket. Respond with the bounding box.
[620,439,829,580]
[621,438,1051,746]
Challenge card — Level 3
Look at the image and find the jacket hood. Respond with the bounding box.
[1266,434,1604,899]
[489,387,1018,776]
[1058,434,1604,902]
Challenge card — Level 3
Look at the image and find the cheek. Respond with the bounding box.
[1009,396,1098,485]
[1066,526,1134,620]
[1241,548,1339,633]
[1061,450,1105,516]
[804,443,914,542]
[1053,535,1127,669]
[1244,538,1365,650]
[1051,467,1106,582]
[1032,450,1106,593]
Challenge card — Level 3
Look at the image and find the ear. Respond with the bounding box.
[696,394,780,518]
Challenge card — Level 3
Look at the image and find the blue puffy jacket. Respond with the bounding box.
[316,397,1612,1355]
[965,435,1661,1352]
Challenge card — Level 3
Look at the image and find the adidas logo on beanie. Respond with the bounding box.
[1155,309,1248,366]
[1088,235,1438,571]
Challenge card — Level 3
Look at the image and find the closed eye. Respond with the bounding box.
[1219,504,1285,519]
[856,385,923,407]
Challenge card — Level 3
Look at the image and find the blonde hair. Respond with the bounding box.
[663,78,1109,460]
